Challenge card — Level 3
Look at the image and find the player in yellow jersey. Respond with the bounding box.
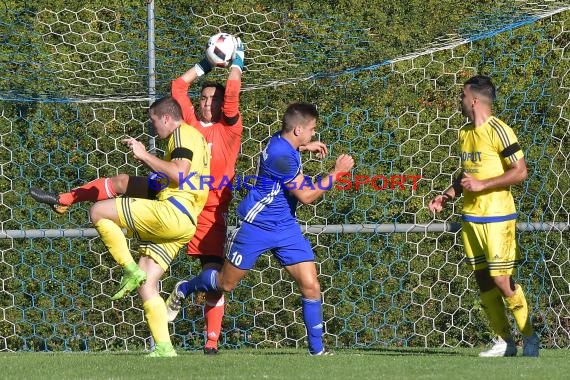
[89,96,210,357]
[429,75,539,357]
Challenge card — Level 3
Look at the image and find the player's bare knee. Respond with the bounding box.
[112,174,130,194]
[217,278,237,293]
[138,281,158,300]
[89,203,102,223]
[299,280,321,299]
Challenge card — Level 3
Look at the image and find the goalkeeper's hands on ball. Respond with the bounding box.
[194,55,213,77]
[195,35,243,76]
[231,37,245,72]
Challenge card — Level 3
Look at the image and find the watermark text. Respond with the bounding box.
[149,172,422,192]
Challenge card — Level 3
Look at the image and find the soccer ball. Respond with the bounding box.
[205,32,236,68]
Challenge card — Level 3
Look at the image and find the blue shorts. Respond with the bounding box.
[225,221,314,270]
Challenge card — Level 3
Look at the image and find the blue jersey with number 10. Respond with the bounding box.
[237,132,301,229]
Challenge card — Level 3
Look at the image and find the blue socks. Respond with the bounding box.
[302,297,324,354]
[178,273,324,354]
[179,268,219,296]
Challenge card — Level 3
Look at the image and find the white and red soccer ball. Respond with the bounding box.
[205,32,237,68]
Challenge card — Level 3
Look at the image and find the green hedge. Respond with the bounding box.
[0,1,568,351]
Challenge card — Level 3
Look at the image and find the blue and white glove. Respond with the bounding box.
[194,56,213,77]
[231,37,245,72]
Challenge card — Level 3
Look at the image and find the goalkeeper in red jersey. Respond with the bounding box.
[29,37,246,355]
[166,37,245,355]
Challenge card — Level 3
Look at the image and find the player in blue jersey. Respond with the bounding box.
[429,75,539,357]
[165,102,354,355]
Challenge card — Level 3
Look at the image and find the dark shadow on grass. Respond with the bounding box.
[226,347,474,356]
[352,346,472,356]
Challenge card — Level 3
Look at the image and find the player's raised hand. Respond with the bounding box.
[428,195,447,213]
[460,172,485,192]
[194,53,213,77]
[334,154,355,173]
[231,37,245,72]
[300,141,328,159]
[123,137,147,162]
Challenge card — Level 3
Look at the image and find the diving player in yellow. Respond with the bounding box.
[429,75,539,357]
[89,96,210,357]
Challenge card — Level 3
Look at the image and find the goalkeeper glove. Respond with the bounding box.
[231,37,245,72]
[194,57,213,77]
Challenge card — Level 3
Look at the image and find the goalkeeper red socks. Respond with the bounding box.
[59,177,118,205]
[204,293,225,350]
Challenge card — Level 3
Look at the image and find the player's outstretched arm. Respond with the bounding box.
[174,50,214,88]
[172,54,213,124]
[223,37,244,125]
[123,137,190,186]
[229,36,244,78]
[428,194,451,213]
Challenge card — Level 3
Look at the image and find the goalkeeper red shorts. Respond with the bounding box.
[186,204,228,258]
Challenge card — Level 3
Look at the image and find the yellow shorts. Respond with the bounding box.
[461,219,521,276]
[116,197,196,271]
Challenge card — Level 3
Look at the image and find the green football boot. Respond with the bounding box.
[146,343,177,358]
[111,264,147,301]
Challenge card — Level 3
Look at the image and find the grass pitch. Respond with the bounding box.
[2,347,569,380]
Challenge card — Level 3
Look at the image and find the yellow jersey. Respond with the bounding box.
[459,116,524,222]
[157,122,210,223]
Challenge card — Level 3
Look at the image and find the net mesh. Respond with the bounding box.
[0,1,568,351]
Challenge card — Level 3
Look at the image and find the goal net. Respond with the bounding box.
[0,1,568,351]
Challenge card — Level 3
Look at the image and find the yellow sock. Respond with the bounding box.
[94,219,134,267]
[144,296,171,344]
[504,284,534,336]
[480,287,512,340]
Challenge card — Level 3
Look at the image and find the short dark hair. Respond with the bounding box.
[282,102,319,132]
[149,96,183,120]
[464,75,496,101]
[201,81,226,96]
